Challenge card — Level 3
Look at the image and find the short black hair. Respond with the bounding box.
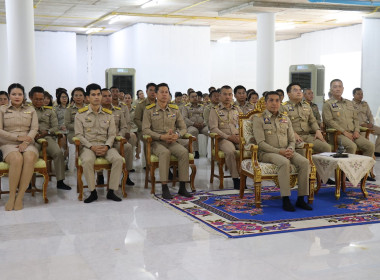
[109,86,119,91]
[146,83,156,91]
[155,83,169,93]
[86,83,101,96]
[196,91,203,97]
[208,86,216,93]
[125,92,132,98]
[209,90,218,98]
[330,79,343,87]
[276,89,284,95]
[57,91,69,105]
[248,91,259,101]
[29,86,45,98]
[175,91,183,98]
[353,87,362,95]
[56,87,67,98]
[265,91,280,102]
[234,85,246,95]
[101,88,110,92]
[0,91,9,98]
[286,83,301,93]
[220,85,232,92]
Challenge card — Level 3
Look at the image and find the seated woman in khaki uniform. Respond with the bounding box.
[64,87,86,144]
[0,83,38,211]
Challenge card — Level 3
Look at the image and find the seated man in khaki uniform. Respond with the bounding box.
[181,91,208,158]
[303,88,322,128]
[101,88,134,185]
[75,83,123,203]
[234,85,255,114]
[142,83,192,200]
[323,79,375,159]
[209,85,242,190]
[252,91,312,212]
[30,86,71,190]
[352,87,380,157]
[203,89,220,127]
[281,82,330,154]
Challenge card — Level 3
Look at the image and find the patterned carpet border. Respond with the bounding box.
[154,183,380,238]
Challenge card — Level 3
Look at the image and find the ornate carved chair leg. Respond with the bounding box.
[239,174,246,199]
[218,161,224,189]
[78,167,84,201]
[190,164,196,192]
[315,173,321,194]
[42,172,49,203]
[144,163,149,189]
[308,179,315,204]
[341,171,346,192]
[335,167,341,200]
[254,182,262,208]
[210,158,214,183]
[150,166,156,194]
[172,165,178,187]
[122,167,128,198]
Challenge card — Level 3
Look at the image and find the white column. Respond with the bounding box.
[256,13,275,94]
[5,0,36,90]
[361,18,380,123]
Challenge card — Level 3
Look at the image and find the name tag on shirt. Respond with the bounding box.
[152,112,159,116]
[264,117,271,124]
[168,114,176,118]
[332,103,338,108]
[288,105,294,111]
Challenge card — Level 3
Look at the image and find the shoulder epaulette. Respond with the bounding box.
[114,106,121,110]
[67,104,71,108]
[303,100,310,105]
[43,106,53,110]
[282,111,288,116]
[146,103,156,109]
[139,100,145,104]
[132,105,136,109]
[168,104,179,110]
[185,103,190,107]
[78,107,88,113]
[120,102,127,106]
[102,108,112,115]
[282,101,288,105]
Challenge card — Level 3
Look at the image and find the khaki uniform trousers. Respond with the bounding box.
[300,134,331,154]
[218,139,239,178]
[260,152,310,197]
[187,126,208,152]
[337,134,374,157]
[114,142,133,171]
[151,141,189,182]
[80,147,123,191]
[360,125,380,153]
[35,136,65,181]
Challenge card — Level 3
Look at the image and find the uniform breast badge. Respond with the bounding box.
[264,117,271,124]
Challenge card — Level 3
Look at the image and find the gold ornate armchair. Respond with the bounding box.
[0,138,50,203]
[143,134,197,194]
[74,136,128,201]
[238,99,317,208]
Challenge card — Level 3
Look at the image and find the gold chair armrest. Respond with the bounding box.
[143,135,152,164]
[115,136,126,157]
[73,137,81,168]
[37,138,48,162]
[209,133,218,138]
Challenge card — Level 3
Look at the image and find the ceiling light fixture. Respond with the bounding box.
[141,0,159,9]
[86,28,103,34]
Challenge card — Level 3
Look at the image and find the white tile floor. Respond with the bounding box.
[1,156,380,280]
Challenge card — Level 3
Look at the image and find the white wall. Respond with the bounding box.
[210,24,362,101]
[362,18,380,120]
[0,24,8,90]
[109,23,211,94]
[34,31,77,96]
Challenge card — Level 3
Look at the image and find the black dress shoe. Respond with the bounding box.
[129,169,135,173]
[106,190,122,202]
[126,176,135,186]
[57,180,71,190]
[194,151,200,159]
[295,196,313,210]
[282,197,295,212]
[178,183,193,198]
[326,178,335,185]
[162,185,173,200]
[375,152,380,157]
[367,176,376,182]
[84,190,98,203]
[233,178,241,190]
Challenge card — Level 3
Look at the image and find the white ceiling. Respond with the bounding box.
[0,0,379,41]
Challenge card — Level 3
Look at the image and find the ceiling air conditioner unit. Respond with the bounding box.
[289,64,325,109]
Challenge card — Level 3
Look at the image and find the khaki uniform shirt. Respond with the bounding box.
[116,101,131,126]
[128,105,138,133]
[280,100,319,135]
[203,103,218,127]
[74,106,116,149]
[306,101,322,126]
[142,103,187,141]
[181,103,205,127]
[0,103,38,143]
[34,106,59,135]
[209,103,242,139]
[54,105,67,128]
[110,105,128,136]
[352,99,374,125]
[252,109,295,155]
[322,98,359,133]
[234,101,256,115]
[64,104,85,134]
[134,98,156,132]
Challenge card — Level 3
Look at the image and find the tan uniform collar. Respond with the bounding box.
[264,109,283,119]
[218,102,235,110]
[34,105,45,111]
[87,105,104,114]
[352,99,363,105]
[8,102,28,109]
